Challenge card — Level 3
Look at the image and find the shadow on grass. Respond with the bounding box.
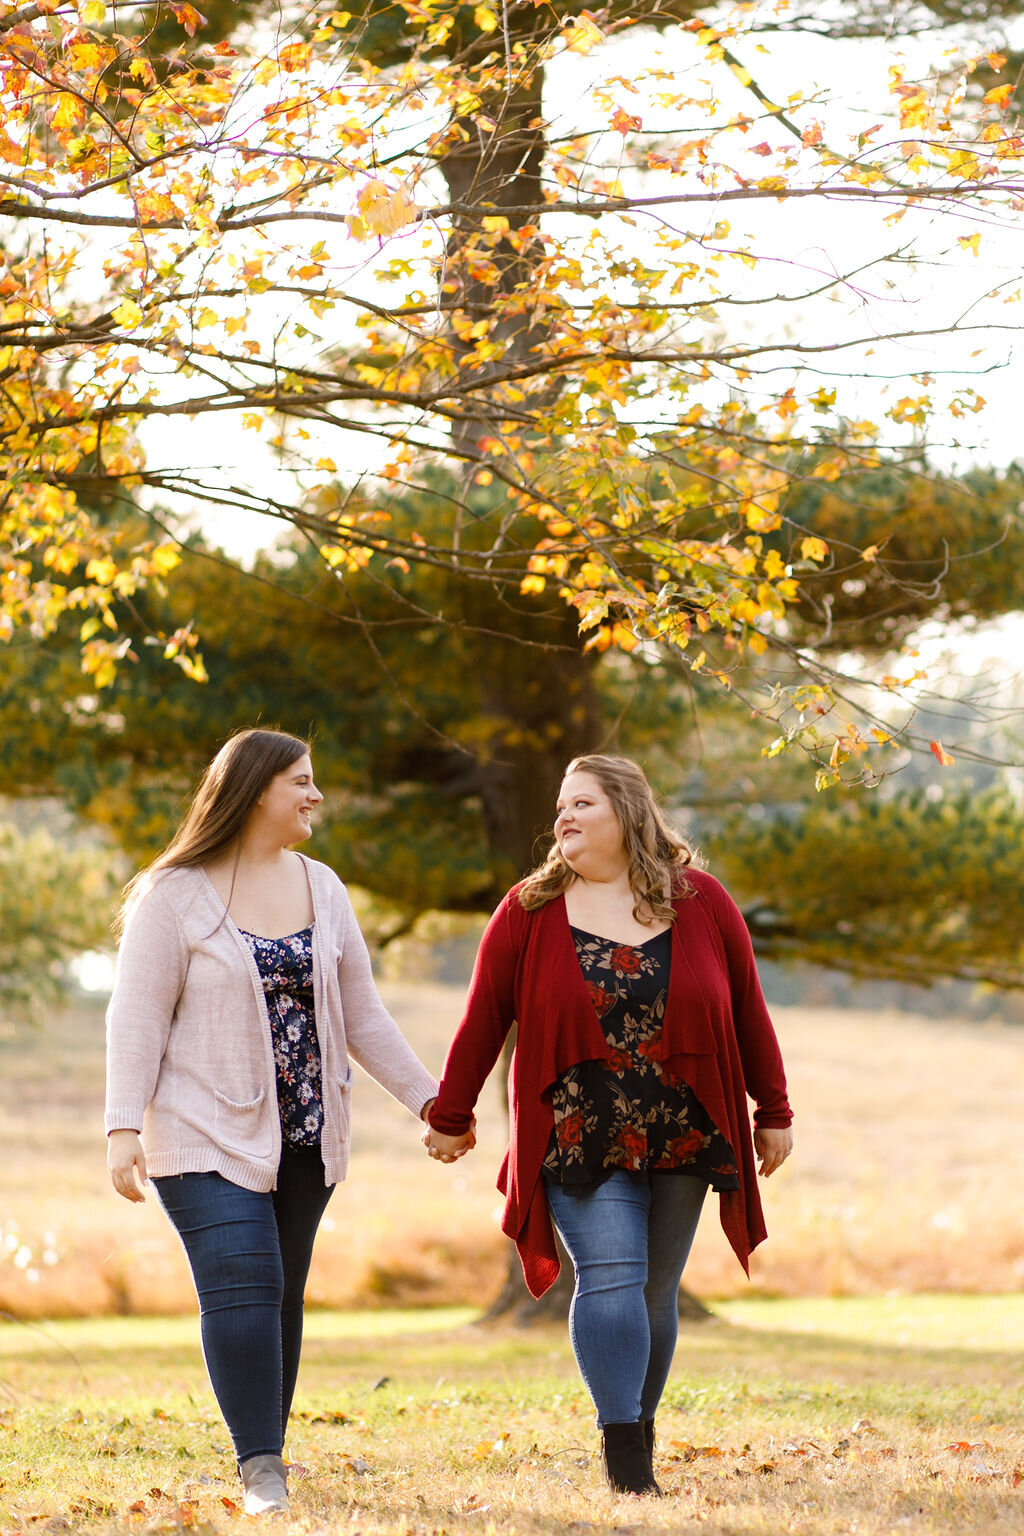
[3,1311,1023,1421]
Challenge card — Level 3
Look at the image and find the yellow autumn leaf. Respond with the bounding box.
[52,95,87,136]
[957,233,981,257]
[85,557,118,585]
[800,536,828,563]
[135,190,178,223]
[79,0,106,23]
[563,11,603,54]
[352,180,418,238]
[984,83,1014,107]
[474,4,498,31]
[151,545,181,576]
[520,574,546,595]
[112,298,144,328]
[66,135,97,166]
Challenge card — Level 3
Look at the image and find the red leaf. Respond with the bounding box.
[929,739,955,766]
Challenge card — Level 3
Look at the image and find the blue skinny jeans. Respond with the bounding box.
[544,1169,707,1426]
[154,1147,334,1465]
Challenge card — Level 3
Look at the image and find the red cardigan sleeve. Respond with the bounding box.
[428,894,520,1136]
[702,876,792,1129]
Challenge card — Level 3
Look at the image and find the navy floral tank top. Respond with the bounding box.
[239,924,324,1148]
[543,925,739,1188]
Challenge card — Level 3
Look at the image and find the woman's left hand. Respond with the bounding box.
[754,1126,793,1177]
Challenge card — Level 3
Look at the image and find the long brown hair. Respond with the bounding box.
[518,754,694,923]
[116,728,311,929]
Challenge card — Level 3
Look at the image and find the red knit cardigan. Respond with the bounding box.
[428,868,793,1298]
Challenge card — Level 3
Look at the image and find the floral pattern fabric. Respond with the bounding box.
[239,924,324,1148]
[543,925,739,1188]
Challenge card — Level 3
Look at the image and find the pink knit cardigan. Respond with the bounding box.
[105,855,438,1189]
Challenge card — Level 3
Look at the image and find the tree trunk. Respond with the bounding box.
[435,6,714,1330]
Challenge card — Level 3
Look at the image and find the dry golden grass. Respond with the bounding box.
[2,985,1024,1316]
[2,1301,1024,1536]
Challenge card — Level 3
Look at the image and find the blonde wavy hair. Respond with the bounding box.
[518,754,694,923]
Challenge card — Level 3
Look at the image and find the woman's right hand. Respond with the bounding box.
[108,1130,148,1203]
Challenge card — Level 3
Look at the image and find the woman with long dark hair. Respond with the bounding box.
[425,754,792,1496]
[106,729,441,1514]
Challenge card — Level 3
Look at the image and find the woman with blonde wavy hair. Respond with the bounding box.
[425,754,793,1497]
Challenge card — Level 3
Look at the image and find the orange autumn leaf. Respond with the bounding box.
[611,107,642,135]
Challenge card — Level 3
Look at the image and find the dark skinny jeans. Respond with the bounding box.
[154,1147,334,1466]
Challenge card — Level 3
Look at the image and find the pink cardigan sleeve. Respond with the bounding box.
[428,895,520,1136]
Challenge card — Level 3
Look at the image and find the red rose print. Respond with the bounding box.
[586,980,616,1017]
[636,1030,664,1062]
[557,1110,585,1148]
[606,1047,633,1075]
[617,1126,647,1166]
[609,945,642,976]
[668,1129,705,1162]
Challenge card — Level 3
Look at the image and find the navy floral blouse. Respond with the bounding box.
[543,925,739,1188]
[239,924,324,1148]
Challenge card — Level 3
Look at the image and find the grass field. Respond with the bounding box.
[2,1298,1024,1535]
[3,984,1024,1316]
[3,985,1024,1534]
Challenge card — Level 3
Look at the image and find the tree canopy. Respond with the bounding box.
[0,813,118,1020]
[3,0,1024,787]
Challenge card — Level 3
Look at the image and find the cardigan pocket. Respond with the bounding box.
[213,1086,273,1157]
[331,1064,353,1143]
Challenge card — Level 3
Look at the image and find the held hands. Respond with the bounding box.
[419,1096,476,1163]
[754,1125,793,1178]
[422,1124,476,1164]
[108,1129,148,1203]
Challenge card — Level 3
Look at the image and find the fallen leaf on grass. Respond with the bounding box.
[668,1442,726,1462]
[219,1497,242,1515]
[338,1455,371,1475]
[471,1433,510,1461]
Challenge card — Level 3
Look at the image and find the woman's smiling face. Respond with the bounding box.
[554,770,627,879]
[251,753,323,846]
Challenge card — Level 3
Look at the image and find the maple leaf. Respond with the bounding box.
[611,107,642,135]
[563,11,604,54]
[168,1,208,35]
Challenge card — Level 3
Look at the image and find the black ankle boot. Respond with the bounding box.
[643,1418,655,1459]
[600,1420,661,1495]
